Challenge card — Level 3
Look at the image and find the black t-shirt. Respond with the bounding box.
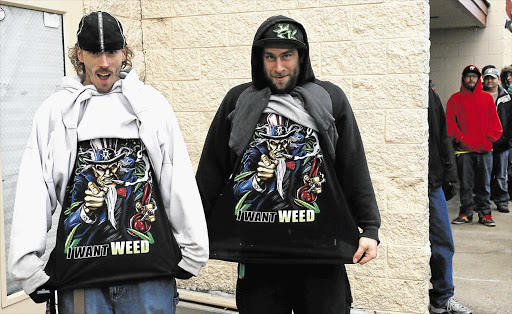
[45,138,181,289]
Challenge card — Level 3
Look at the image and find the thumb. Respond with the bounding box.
[353,246,365,264]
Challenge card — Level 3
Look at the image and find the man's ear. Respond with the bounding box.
[77,47,84,63]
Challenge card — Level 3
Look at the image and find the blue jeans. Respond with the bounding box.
[456,152,493,215]
[58,277,179,314]
[508,148,512,196]
[509,148,512,179]
[429,186,455,307]
[491,149,510,206]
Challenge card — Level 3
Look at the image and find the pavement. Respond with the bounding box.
[177,197,512,314]
[446,196,512,314]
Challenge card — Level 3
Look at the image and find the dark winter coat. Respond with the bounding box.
[490,85,512,152]
[428,86,457,195]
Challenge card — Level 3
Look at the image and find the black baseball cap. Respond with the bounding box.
[254,22,307,49]
[462,65,480,77]
[77,11,126,53]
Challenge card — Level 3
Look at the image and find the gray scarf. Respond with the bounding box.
[228,82,338,160]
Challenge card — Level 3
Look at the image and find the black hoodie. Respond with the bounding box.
[428,84,457,189]
[196,16,380,264]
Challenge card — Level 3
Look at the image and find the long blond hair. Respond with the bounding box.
[67,45,134,81]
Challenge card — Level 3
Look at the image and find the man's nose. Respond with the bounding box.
[99,53,109,67]
[275,59,285,72]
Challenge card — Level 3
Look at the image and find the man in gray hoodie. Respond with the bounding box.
[8,11,208,313]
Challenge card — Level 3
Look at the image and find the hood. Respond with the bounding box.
[460,64,483,94]
[62,74,88,92]
[251,15,315,90]
[498,84,508,97]
[501,65,512,88]
[61,68,133,94]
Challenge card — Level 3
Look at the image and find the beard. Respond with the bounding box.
[463,81,476,92]
[264,67,300,94]
[105,185,118,230]
[275,159,286,199]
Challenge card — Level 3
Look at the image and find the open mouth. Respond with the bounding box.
[97,73,111,81]
[273,75,288,82]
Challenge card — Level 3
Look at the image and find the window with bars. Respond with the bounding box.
[0,4,64,296]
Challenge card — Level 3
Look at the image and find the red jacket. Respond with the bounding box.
[446,65,502,153]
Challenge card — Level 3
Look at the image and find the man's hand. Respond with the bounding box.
[256,154,276,182]
[173,265,194,280]
[352,237,378,265]
[84,182,106,214]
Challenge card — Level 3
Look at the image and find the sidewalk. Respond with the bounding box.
[446,197,512,314]
[177,198,512,314]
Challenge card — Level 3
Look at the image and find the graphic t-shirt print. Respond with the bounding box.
[64,138,156,257]
[233,113,325,223]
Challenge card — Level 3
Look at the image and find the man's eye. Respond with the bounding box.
[265,55,275,60]
[108,50,117,55]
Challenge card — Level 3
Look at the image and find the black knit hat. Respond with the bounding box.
[77,11,126,53]
[254,21,307,49]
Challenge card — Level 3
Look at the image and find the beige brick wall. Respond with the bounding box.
[430,0,512,105]
[84,1,430,312]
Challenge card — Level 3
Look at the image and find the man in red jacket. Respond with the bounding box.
[446,65,503,227]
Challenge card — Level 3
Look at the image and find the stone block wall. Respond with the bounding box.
[83,1,430,313]
[430,0,512,105]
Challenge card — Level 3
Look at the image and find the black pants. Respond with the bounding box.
[236,263,351,314]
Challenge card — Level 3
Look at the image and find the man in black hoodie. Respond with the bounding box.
[196,16,380,313]
[482,66,512,213]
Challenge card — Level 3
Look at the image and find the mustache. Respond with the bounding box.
[96,68,113,74]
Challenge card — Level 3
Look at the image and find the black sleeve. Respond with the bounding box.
[317,81,381,242]
[436,91,457,184]
[493,98,508,148]
[195,84,249,217]
[497,94,512,149]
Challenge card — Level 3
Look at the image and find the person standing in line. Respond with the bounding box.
[482,66,512,213]
[446,65,502,227]
[500,64,512,199]
[500,64,512,93]
[196,15,380,313]
[8,11,208,313]
[427,80,472,314]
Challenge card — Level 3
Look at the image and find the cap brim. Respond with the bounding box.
[261,130,296,139]
[83,152,126,164]
[254,38,307,49]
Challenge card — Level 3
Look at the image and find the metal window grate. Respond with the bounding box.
[0,5,64,296]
